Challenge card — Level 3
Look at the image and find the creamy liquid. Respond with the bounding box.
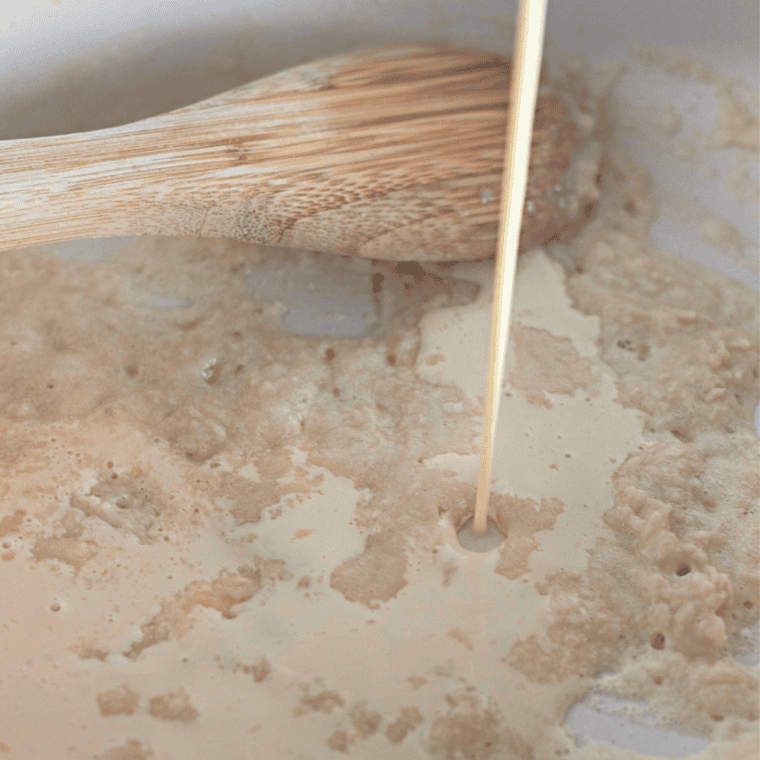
[0,63,758,760]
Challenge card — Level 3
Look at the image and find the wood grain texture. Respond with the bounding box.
[0,45,597,260]
[474,0,547,536]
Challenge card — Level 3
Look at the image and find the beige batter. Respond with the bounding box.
[0,56,758,760]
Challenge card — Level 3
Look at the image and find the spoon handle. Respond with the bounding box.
[0,45,580,259]
[0,87,359,250]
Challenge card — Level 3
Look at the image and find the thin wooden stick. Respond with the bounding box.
[472,0,548,535]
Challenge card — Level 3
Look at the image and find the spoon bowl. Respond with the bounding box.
[0,45,600,260]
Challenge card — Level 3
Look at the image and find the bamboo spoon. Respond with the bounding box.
[0,44,588,258]
[472,0,548,535]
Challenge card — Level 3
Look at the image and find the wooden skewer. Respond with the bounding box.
[472,0,548,535]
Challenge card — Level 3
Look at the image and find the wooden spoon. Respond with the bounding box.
[0,45,596,260]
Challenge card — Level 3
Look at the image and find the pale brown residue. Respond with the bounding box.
[329,529,408,608]
[148,687,199,722]
[96,685,140,717]
[493,495,565,579]
[447,627,474,651]
[125,569,264,660]
[508,324,597,408]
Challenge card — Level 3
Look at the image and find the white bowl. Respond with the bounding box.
[1,2,757,757]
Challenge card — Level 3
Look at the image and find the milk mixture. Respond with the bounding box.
[0,52,757,760]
